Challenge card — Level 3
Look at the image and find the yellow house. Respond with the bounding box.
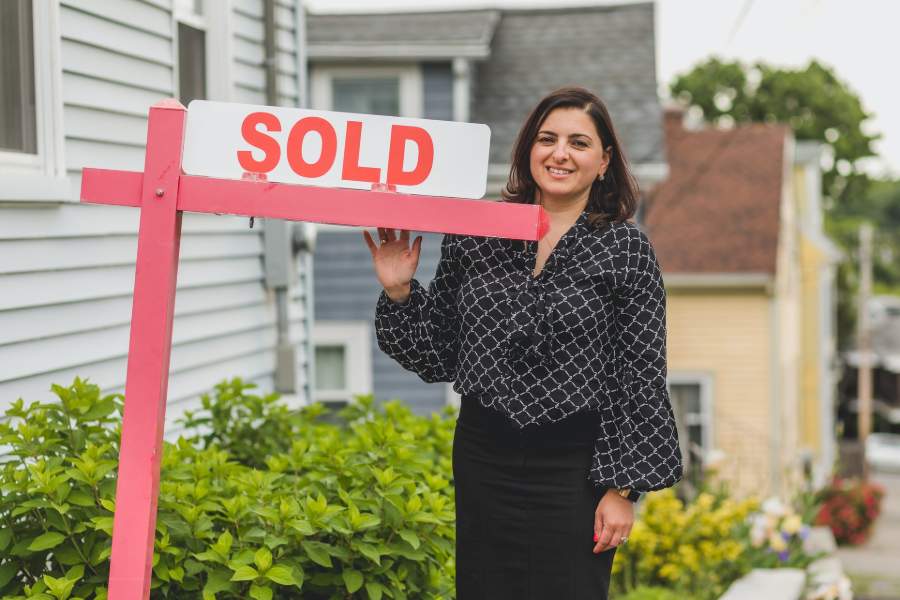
[645,108,840,500]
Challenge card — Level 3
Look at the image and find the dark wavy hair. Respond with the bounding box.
[501,86,640,228]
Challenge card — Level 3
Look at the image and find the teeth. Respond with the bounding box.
[548,167,571,175]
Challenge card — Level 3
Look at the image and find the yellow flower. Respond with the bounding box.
[782,514,802,535]
[768,531,787,552]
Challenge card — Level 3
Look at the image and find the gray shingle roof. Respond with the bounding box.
[472,3,663,166]
[307,10,500,58]
[307,3,664,168]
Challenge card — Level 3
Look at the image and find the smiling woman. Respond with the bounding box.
[365,86,683,600]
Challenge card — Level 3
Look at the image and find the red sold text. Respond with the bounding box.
[237,112,435,186]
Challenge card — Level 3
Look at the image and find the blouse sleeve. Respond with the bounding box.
[374,233,462,384]
[590,225,683,498]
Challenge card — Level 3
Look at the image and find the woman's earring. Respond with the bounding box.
[597,173,605,182]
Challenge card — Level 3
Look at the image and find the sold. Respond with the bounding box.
[237,111,434,186]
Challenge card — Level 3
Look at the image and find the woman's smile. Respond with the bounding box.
[546,166,574,178]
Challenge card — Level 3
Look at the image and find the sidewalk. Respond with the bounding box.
[834,470,900,599]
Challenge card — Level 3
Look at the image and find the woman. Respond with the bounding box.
[363,87,683,599]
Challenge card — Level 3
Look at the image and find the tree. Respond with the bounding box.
[669,58,880,208]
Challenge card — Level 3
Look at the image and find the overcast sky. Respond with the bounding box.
[305,0,900,178]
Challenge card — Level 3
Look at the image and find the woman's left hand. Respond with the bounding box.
[592,489,635,553]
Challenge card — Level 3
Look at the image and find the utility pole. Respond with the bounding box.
[857,222,873,481]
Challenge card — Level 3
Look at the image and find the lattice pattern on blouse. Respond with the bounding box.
[374,212,683,494]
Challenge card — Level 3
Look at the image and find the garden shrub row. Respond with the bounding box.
[0,378,457,599]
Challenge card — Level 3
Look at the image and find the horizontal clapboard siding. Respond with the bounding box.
[0,1,308,432]
[232,0,301,107]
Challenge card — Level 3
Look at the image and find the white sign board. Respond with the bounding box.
[182,100,491,199]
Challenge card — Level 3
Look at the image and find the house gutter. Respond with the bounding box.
[263,0,296,394]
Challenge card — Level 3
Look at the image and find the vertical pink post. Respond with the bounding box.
[108,99,186,599]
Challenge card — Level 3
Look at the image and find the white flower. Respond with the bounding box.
[762,496,788,517]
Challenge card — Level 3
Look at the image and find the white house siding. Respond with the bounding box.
[232,0,302,107]
[0,0,309,436]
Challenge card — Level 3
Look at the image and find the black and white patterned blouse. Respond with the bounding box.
[374,209,683,498]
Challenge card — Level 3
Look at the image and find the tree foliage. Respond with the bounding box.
[669,57,879,207]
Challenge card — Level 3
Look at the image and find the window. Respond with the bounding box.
[312,321,372,405]
[310,65,422,118]
[174,0,208,106]
[178,22,207,105]
[668,374,714,488]
[0,0,66,202]
[332,77,400,117]
[0,0,36,155]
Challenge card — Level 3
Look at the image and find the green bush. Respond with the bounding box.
[0,377,458,599]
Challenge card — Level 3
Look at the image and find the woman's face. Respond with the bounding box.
[528,107,610,208]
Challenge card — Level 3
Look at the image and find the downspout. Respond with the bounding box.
[294,1,315,405]
[263,0,296,395]
[264,0,278,105]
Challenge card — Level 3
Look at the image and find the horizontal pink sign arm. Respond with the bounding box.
[79,169,549,240]
[80,168,143,207]
[178,175,549,240]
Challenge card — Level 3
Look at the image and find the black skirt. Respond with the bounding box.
[453,393,617,600]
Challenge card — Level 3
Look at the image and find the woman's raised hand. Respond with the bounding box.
[363,227,423,303]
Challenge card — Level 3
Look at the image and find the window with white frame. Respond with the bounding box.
[312,321,373,406]
[333,77,400,116]
[310,65,422,118]
[667,374,714,487]
[174,0,208,105]
[1,0,36,155]
[0,0,66,201]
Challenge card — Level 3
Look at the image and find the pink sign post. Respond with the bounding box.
[81,98,548,599]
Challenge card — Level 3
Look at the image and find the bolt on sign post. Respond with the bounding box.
[80,98,548,599]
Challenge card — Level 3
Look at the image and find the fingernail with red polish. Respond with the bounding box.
[593,533,598,542]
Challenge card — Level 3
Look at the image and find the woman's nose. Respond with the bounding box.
[552,142,568,161]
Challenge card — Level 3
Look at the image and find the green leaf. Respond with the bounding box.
[66,491,94,507]
[169,565,184,582]
[398,529,420,550]
[43,574,75,600]
[64,565,84,582]
[202,569,233,599]
[213,531,233,556]
[0,562,18,588]
[365,581,385,600]
[301,541,332,568]
[354,541,382,565]
[229,565,259,582]
[254,547,272,573]
[91,516,113,535]
[249,584,273,600]
[342,569,364,594]
[264,565,295,586]
[0,528,11,551]
[80,398,116,421]
[29,531,66,551]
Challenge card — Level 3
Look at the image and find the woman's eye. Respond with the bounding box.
[572,140,588,148]
[537,136,554,144]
